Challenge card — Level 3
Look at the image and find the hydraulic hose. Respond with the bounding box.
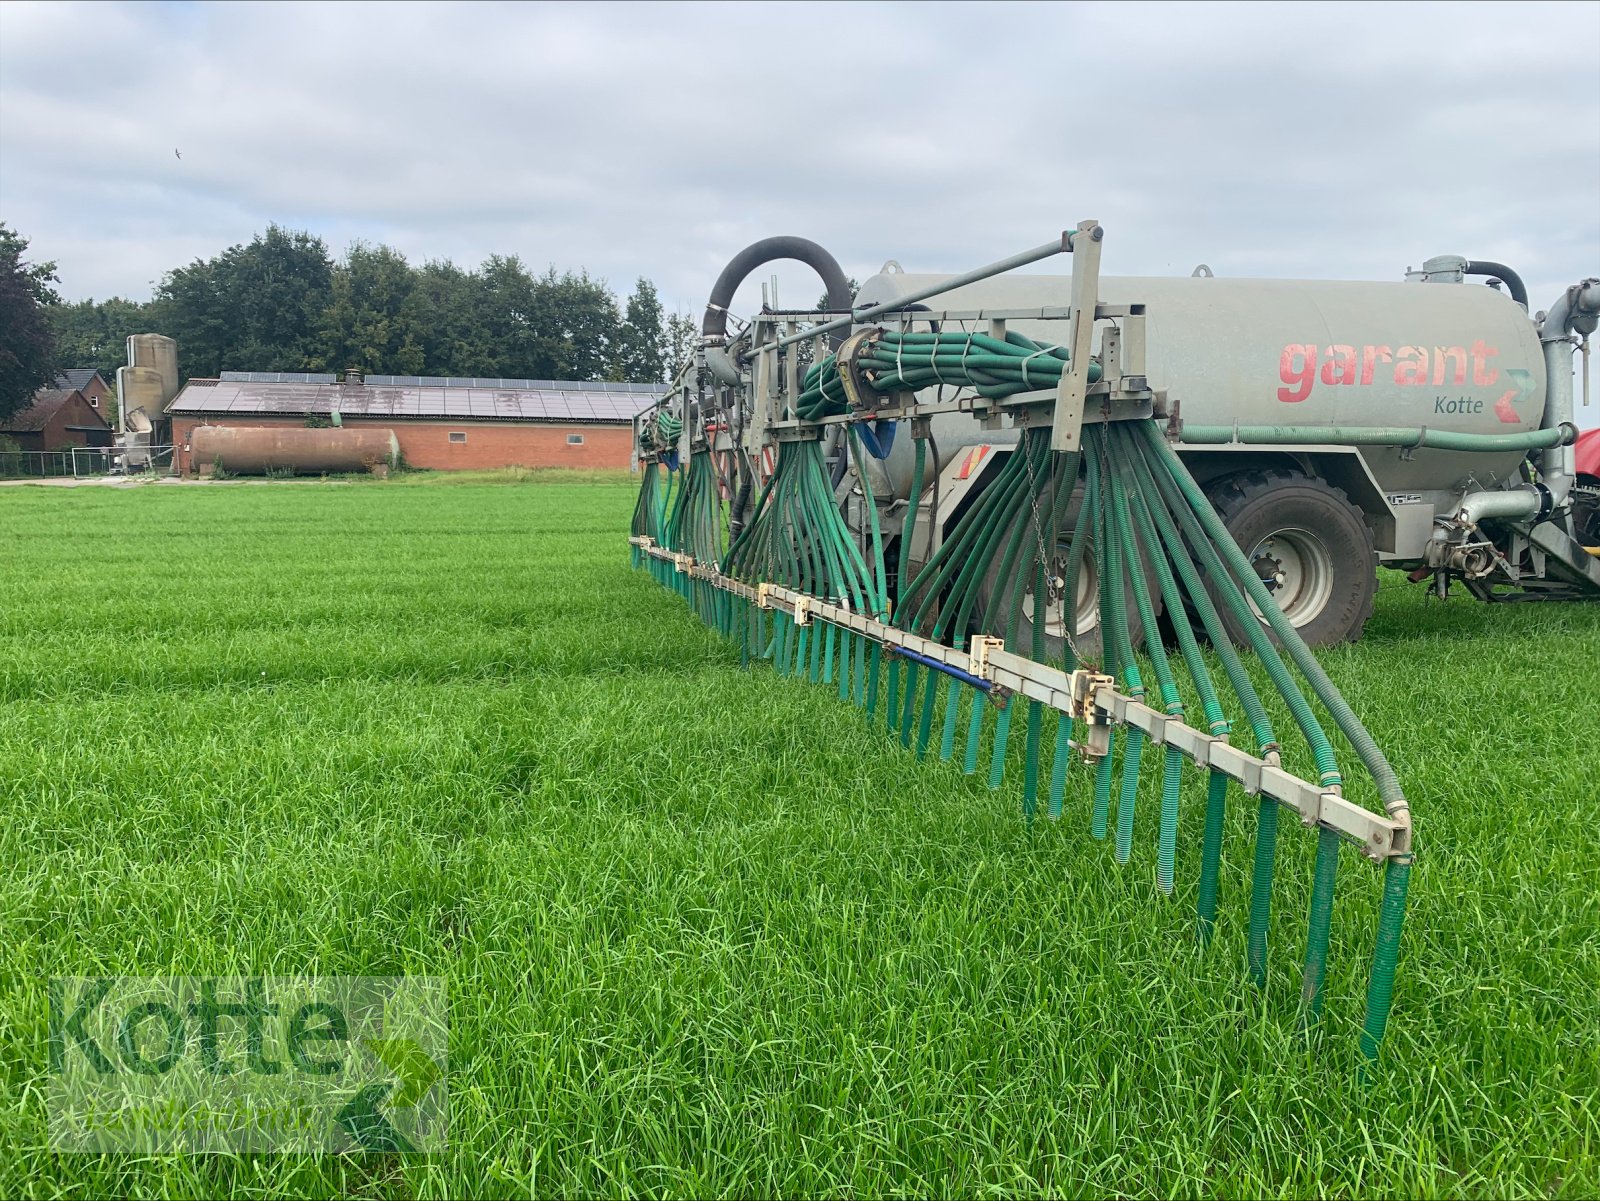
[798,329,1102,422]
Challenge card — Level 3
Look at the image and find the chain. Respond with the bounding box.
[1018,423,1062,606]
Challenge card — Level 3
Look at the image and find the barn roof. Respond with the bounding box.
[169,378,665,423]
[3,389,79,433]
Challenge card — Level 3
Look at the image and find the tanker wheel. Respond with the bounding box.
[974,486,1158,668]
[1205,469,1375,647]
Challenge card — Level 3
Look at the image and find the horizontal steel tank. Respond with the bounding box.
[853,271,1548,494]
[189,426,399,475]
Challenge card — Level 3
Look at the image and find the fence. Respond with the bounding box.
[0,446,174,480]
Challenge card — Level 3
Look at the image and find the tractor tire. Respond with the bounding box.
[974,486,1159,668]
[1204,469,1376,647]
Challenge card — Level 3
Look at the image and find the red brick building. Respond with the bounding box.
[54,370,115,415]
[167,374,660,475]
[1,387,114,452]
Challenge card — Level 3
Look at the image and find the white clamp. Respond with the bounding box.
[967,635,1005,681]
[1067,669,1115,721]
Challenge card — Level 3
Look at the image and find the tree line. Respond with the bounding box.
[1,221,698,423]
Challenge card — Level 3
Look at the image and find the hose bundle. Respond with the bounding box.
[629,461,675,572]
[632,400,686,577]
[796,329,1105,421]
[637,406,683,455]
[662,450,726,623]
[867,418,1410,1062]
[723,437,887,617]
[632,369,1411,1067]
[717,433,891,689]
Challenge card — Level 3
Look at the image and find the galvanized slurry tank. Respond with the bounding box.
[846,268,1600,647]
[854,272,1548,494]
[189,426,399,475]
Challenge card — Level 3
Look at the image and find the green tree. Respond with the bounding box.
[318,242,424,376]
[514,267,620,381]
[662,310,699,379]
[0,223,59,423]
[816,277,860,311]
[52,223,672,390]
[49,296,152,382]
[148,255,230,380]
[612,277,666,382]
[469,254,543,377]
[400,259,486,376]
[152,224,334,379]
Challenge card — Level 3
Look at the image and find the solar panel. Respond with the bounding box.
[171,375,656,422]
[353,374,660,393]
[219,371,337,385]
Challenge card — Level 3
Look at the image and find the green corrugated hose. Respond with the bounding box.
[637,355,1413,1067]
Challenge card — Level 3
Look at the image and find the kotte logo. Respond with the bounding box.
[1276,341,1530,424]
[47,976,446,1154]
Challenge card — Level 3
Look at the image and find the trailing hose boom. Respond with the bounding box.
[628,219,1591,1068]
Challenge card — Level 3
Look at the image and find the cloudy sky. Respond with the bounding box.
[2,0,1597,329]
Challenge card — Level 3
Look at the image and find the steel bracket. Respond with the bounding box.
[967,635,1005,680]
[835,328,885,413]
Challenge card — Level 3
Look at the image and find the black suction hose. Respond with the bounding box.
[701,233,854,425]
[701,234,854,376]
[1462,260,1529,309]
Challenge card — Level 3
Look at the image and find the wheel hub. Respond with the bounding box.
[1022,549,1099,640]
[1246,527,1335,628]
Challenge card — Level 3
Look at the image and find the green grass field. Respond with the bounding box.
[2,473,1596,1198]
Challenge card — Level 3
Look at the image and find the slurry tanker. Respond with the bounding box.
[628,221,1597,1066]
[651,236,1597,648]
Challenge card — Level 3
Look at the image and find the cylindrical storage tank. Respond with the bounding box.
[117,366,167,433]
[853,272,1547,494]
[189,426,399,475]
[126,334,180,406]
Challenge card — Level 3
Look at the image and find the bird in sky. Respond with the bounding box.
[174,148,182,160]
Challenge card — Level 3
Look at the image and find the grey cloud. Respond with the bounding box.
[1,0,1596,329]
